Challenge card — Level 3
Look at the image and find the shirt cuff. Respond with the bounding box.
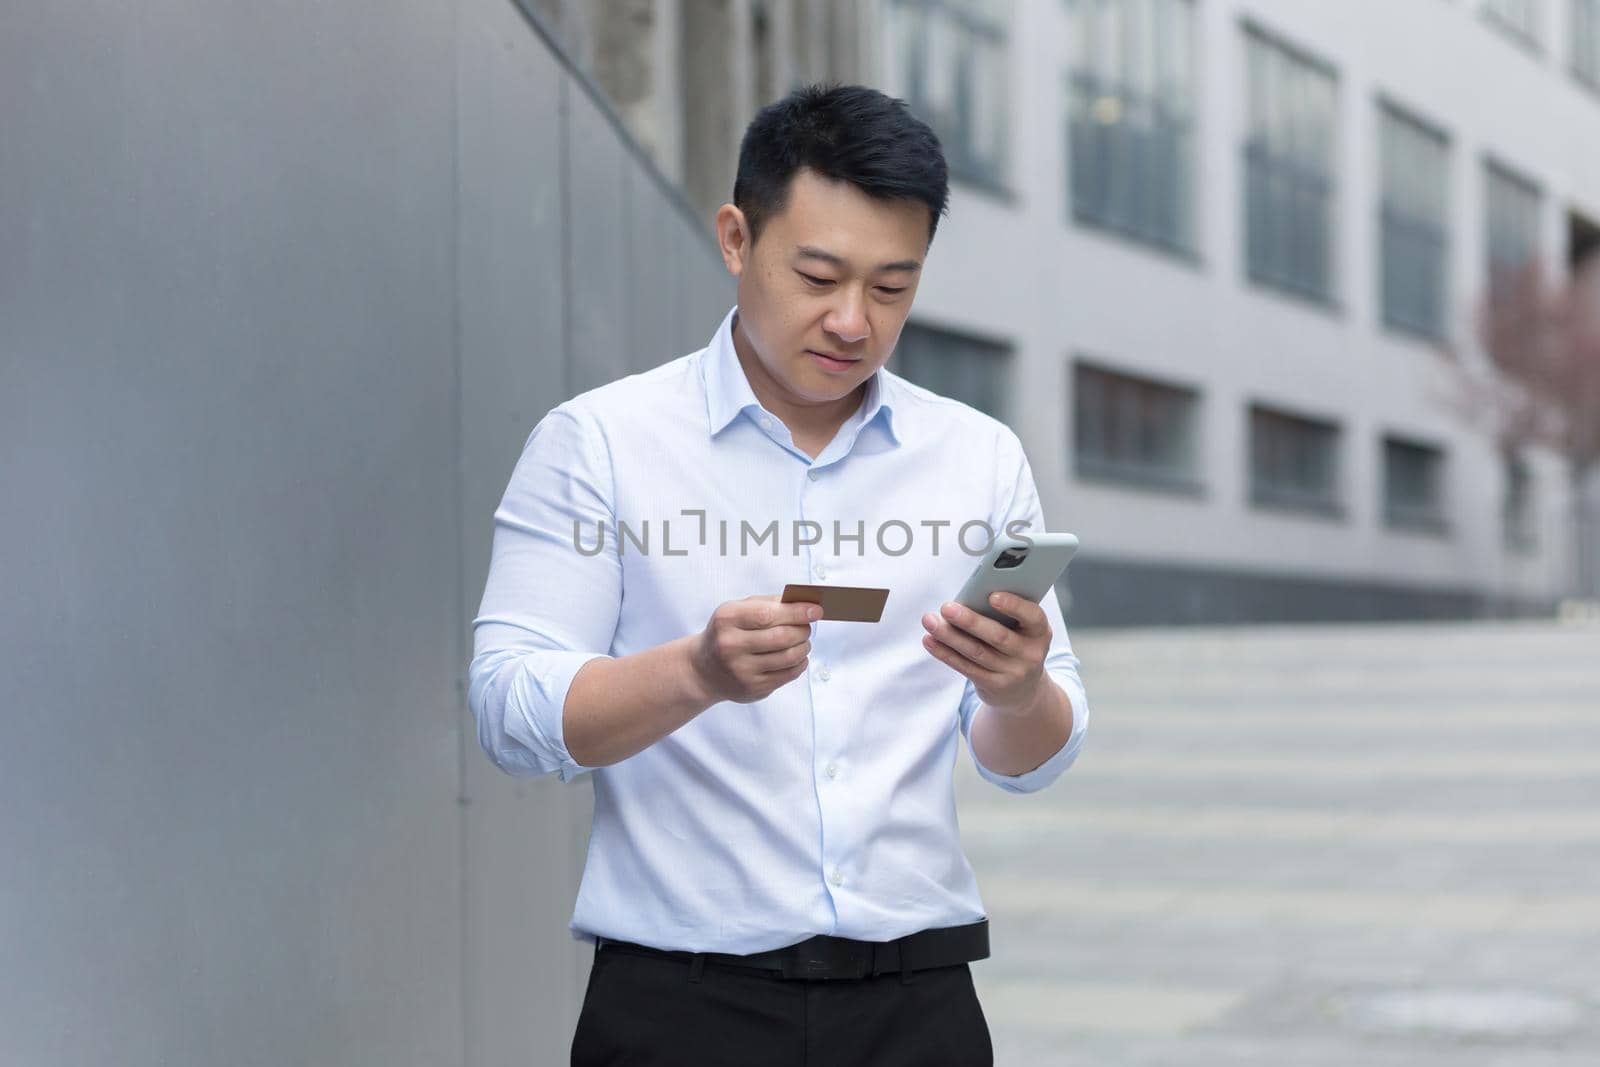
[504,649,613,783]
[968,675,1089,794]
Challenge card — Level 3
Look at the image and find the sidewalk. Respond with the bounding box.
[958,618,1600,1066]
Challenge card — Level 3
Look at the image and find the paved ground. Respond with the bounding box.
[955,618,1600,1066]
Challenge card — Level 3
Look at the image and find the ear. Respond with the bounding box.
[715,204,751,277]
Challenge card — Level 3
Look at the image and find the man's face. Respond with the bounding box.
[718,168,929,412]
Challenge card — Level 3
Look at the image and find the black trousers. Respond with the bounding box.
[570,944,994,1066]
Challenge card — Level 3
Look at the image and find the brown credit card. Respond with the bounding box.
[781,584,890,623]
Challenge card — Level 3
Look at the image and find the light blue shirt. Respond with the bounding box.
[469,305,1090,954]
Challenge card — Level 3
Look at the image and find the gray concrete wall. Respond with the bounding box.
[0,2,731,1064]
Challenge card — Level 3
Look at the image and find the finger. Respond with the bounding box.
[985,592,1049,636]
[921,632,1000,680]
[750,642,810,673]
[792,601,824,624]
[756,593,825,625]
[921,614,1007,673]
[746,622,815,654]
[733,598,821,630]
[761,658,811,684]
[936,600,1021,651]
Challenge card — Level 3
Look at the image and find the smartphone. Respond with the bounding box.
[954,532,1080,629]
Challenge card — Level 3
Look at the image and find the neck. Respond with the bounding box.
[731,313,867,444]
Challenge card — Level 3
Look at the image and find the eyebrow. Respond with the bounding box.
[795,245,922,274]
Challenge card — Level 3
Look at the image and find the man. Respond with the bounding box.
[469,83,1089,1066]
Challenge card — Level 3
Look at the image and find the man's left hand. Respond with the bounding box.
[921,592,1051,715]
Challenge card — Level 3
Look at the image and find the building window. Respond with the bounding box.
[1378,102,1451,340]
[753,0,779,106]
[1072,359,1202,492]
[1484,158,1542,288]
[882,0,1012,192]
[1248,404,1343,516]
[1065,0,1198,256]
[1382,435,1450,534]
[892,322,1013,421]
[1503,451,1538,551]
[1482,0,1543,49]
[1243,26,1340,304]
[1573,0,1600,88]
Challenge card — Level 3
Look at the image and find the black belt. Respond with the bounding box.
[594,918,989,981]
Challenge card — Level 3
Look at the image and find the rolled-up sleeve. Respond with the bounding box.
[958,427,1091,794]
[468,404,622,783]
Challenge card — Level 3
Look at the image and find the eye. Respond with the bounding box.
[876,286,907,295]
[798,271,835,287]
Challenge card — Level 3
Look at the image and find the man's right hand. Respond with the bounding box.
[689,594,821,705]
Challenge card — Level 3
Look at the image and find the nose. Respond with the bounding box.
[822,289,870,346]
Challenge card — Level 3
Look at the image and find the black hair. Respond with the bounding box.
[732,83,950,248]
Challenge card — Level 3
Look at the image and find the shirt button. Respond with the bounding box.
[825,762,839,779]
[829,868,844,887]
[807,469,820,480]
[816,663,831,682]
[760,416,773,430]
[815,563,828,579]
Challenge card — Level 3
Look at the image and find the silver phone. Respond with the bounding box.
[954,532,1080,629]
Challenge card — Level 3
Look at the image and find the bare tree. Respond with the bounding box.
[1437,255,1600,597]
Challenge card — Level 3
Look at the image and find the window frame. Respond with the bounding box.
[1502,450,1540,552]
[1571,0,1600,91]
[1240,19,1343,311]
[1070,354,1207,497]
[882,0,1016,199]
[1245,400,1346,519]
[892,317,1017,423]
[1480,0,1545,55]
[1375,94,1453,343]
[1064,0,1201,261]
[1379,431,1452,536]
[1482,152,1545,289]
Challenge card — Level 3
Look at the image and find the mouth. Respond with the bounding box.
[807,350,860,372]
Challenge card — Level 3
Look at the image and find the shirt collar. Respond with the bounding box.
[701,304,901,447]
